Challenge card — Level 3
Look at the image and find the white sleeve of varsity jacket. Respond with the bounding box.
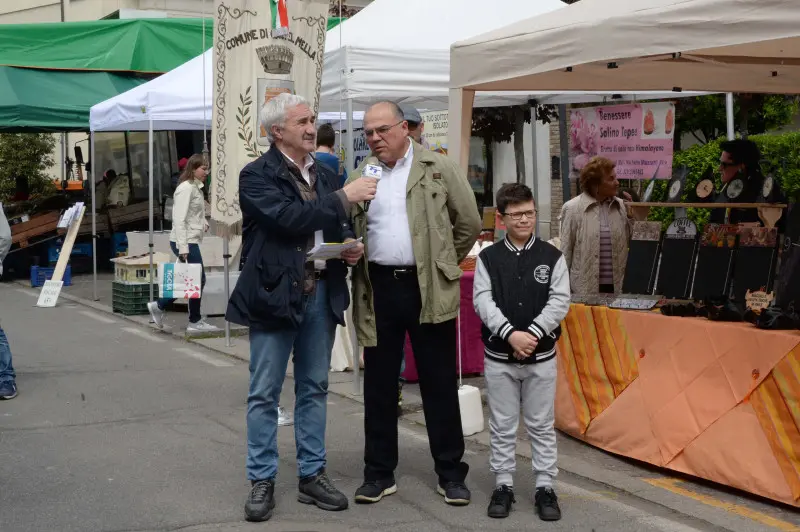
[529,255,571,339]
[473,256,515,342]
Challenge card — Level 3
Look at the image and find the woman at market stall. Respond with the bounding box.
[147,154,219,334]
[710,139,764,225]
[559,156,632,295]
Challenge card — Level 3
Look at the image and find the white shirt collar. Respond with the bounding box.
[380,140,413,170]
[280,150,314,171]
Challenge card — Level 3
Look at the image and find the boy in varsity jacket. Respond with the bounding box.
[473,183,570,521]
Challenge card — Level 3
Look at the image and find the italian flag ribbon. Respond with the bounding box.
[271,0,289,36]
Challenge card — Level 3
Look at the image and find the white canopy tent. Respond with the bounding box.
[447,0,800,168]
[88,49,224,339]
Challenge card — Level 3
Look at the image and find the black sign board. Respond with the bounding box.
[622,221,662,295]
[656,218,698,299]
[692,224,738,300]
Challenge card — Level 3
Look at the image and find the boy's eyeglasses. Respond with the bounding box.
[502,210,535,221]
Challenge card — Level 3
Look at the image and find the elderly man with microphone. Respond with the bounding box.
[227,93,377,522]
[347,101,481,506]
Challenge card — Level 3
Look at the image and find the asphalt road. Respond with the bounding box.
[0,283,795,532]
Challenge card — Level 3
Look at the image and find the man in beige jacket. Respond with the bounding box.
[346,101,481,507]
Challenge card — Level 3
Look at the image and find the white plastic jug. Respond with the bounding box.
[458,384,484,436]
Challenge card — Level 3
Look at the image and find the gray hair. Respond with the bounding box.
[260,93,311,143]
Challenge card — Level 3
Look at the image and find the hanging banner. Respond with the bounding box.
[211,0,328,230]
[569,102,674,180]
[420,110,448,154]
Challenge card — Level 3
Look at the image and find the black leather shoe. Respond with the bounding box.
[298,469,349,511]
[244,479,275,522]
[487,485,515,518]
[437,481,471,506]
[535,487,562,521]
[354,477,397,504]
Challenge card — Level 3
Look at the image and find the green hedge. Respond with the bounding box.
[643,132,800,229]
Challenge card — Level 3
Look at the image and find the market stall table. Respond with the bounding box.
[555,304,800,507]
[401,270,484,382]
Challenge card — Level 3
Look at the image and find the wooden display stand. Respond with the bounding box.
[36,206,85,308]
[633,203,787,228]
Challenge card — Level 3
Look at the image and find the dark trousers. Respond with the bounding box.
[157,242,206,323]
[363,263,469,483]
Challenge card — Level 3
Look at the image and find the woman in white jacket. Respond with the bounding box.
[148,154,219,333]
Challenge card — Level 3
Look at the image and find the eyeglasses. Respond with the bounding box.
[719,160,737,168]
[364,121,403,139]
[502,210,535,221]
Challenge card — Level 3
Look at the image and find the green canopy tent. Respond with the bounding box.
[0,18,213,73]
[0,66,149,132]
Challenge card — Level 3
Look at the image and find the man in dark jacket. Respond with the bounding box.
[227,93,377,523]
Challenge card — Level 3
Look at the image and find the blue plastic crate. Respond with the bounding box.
[111,232,128,257]
[30,265,72,288]
[48,240,93,263]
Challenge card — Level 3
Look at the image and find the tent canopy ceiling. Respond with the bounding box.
[320,0,566,112]
[90,50,212,132]
[450,0,800,94]
[0,18,213,74]
[0,66,148,132]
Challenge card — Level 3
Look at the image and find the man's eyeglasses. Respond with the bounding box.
[502,210,535,221]
[364,120,403,139]
[719,160,737,168]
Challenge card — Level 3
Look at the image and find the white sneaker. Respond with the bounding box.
[186,319,221,334]
[147,302,165,328]
[278,405,294,426]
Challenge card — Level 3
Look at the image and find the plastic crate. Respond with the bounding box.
[30,265,72,288]
[48,240,93,263]
[112,281,157,316]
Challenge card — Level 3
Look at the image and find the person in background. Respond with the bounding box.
[172,157,188,193]
[227,93,376,522]
[315,123,347,187]
[711,138,764,225]
[560,156,631,295]
[147,154,220,334]
[0,203,18,399]
[348,101,481,507]
[473,183,569,521]
[400,104,429,149]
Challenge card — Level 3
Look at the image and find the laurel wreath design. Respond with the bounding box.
[236,86,262,159]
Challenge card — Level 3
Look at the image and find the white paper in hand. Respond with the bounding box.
[306,238,363,262]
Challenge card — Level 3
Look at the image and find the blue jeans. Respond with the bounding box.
[246,280,336,481]
[157,242,206,323]
[0,325,16,384]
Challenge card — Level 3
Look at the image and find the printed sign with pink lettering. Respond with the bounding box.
[569,102,674,180]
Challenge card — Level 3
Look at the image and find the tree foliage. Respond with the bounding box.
[675,94,799,145]
[0,133,57,202]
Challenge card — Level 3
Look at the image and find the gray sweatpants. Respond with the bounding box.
[484,356,558,489]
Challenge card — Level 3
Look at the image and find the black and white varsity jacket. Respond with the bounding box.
[473,236,571,364]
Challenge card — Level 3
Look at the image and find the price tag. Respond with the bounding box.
[36,280,63,308]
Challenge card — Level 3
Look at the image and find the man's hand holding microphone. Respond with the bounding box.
[343,176,378,204]
[339,176,378,266]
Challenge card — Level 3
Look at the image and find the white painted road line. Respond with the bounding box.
[173,347,234,367]
[15,288,36,297]
[121,327,165,343]
[79,310,116,324]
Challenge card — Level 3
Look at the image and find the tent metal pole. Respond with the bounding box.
[148,119,155,302]
[346,97,360,396]
[90,132,97,301]
[223,226,232,347]
[558,104,570,204]
[726,93,735,139]
[530,104,540,237]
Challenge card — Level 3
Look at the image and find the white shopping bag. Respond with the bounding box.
[158,261,202,299]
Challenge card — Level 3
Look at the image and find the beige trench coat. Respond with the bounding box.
[346,141,482,348]
[559,192,630,295]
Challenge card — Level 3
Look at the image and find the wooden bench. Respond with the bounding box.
[10,211,61,248]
